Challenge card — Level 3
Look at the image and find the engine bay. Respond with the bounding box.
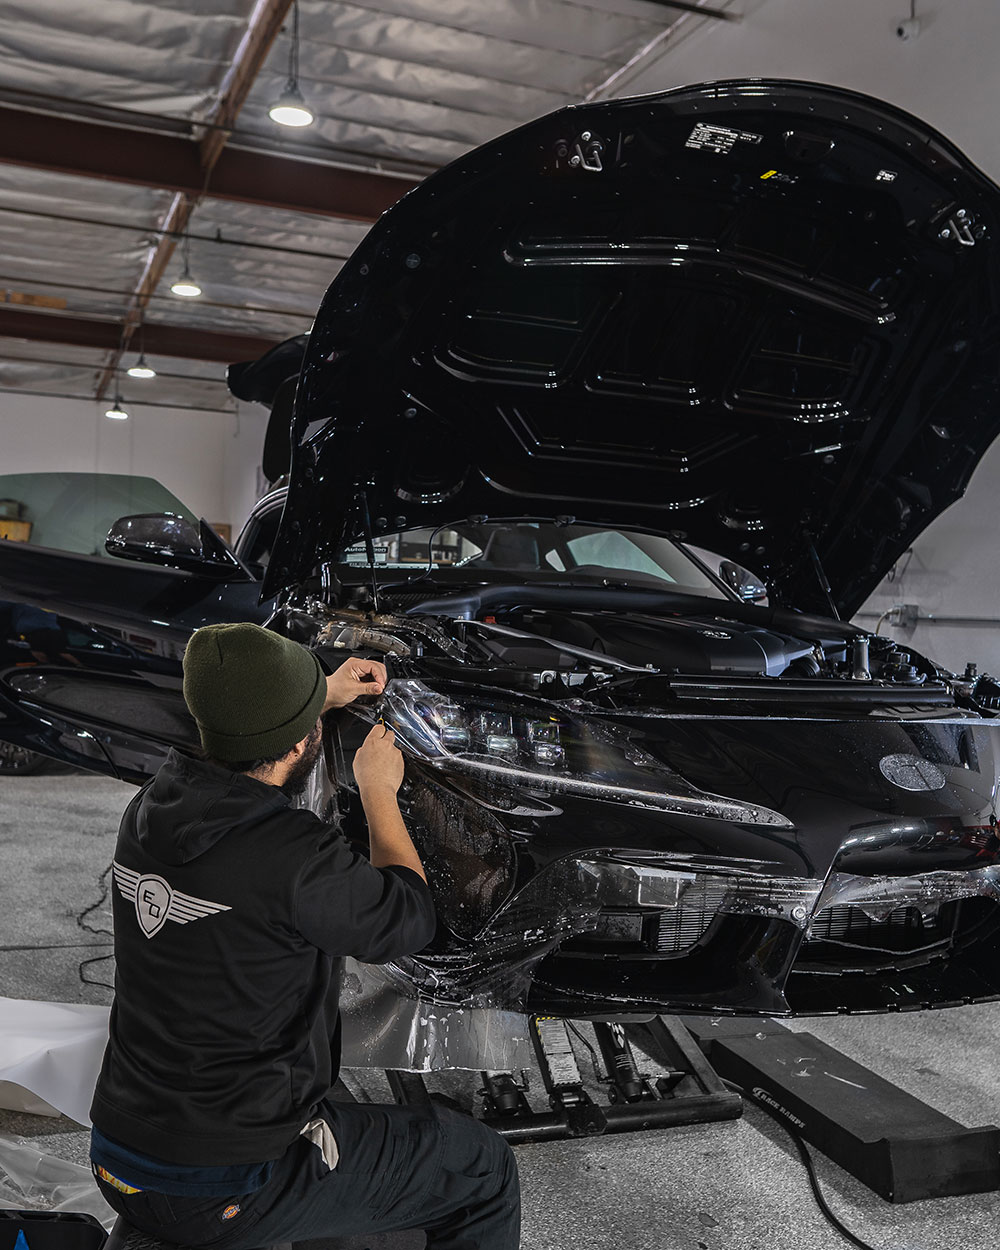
[281,587,1000,714]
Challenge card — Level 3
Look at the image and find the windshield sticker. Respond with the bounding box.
[343,543,389,565]
[686,123,762,155]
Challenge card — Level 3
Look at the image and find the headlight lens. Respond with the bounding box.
[373,679,792,828]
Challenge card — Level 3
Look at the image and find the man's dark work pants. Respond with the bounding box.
[95,1099,521,1250]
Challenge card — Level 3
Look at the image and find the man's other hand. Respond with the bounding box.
[324,657,388,711]
[353,724,404,796]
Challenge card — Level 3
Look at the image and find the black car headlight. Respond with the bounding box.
[373,678,791,828]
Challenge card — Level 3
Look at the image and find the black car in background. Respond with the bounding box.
[4,80,1000,1021]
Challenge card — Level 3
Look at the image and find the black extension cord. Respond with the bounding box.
[723,1078,881,1250]
[0,865,116,987]
[76,861,116,991]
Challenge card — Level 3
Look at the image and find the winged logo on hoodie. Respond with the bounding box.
[113,861,232,939]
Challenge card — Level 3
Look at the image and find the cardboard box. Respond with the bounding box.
[0,520,31,542]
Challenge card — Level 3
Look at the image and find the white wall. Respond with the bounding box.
[623,0,1000,182]
[858,439,1000,678]
[1,391,268,535]
[222,402,270,539]
[621,0,1000,677]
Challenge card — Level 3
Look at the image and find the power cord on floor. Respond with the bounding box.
[76,861,116,991]
[77,862,114,935]
[722,1078,880,1250]
[0,864,117,986]
[78,952,116,991]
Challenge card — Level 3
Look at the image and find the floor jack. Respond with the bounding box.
[383,1015,742,1145]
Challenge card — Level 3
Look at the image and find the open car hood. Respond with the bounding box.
[262,79,1000,616]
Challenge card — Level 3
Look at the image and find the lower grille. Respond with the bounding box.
[653,883,730,953]
[805,903,935,952]
[565,882,732,957]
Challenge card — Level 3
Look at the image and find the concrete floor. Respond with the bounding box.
[4,768,1000,1249]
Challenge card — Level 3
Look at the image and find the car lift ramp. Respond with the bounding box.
[382,1012,1000,1204]
[686,1016,1000,1203]
[386,1015,743,1146]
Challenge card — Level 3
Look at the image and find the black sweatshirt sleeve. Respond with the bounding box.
[294,831,436,962]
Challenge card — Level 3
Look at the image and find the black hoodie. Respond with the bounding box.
[90,749,435,1166]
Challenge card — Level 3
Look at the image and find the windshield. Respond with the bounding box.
[338,521,727,598]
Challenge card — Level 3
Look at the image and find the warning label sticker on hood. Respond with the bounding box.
[686,123,763,154]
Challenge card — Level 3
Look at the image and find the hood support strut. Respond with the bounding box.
[358,492,381,615]
[807,539,840,621]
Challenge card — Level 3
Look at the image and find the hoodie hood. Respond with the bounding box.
[132,749,289,866]
[259,79,1000,618]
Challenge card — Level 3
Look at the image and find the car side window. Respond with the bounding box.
[239,505,283,576]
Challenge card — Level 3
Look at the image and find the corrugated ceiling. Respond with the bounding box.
[0,0,739,411]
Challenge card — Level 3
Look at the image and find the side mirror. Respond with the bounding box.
[105,513,253,580]
[718,560,768,603]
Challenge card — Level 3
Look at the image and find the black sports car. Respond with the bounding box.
[4,79,1000,1020]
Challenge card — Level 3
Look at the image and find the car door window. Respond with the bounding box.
[237,505,283,575]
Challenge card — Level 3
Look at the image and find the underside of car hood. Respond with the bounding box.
[263,79,1000,616]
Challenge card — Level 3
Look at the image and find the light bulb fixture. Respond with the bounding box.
[268,2,314,127]
[170,230,202,298]
[105,393,129,420]
[127,352,156,379]
[170,272,202,298]
[268,80,314,127]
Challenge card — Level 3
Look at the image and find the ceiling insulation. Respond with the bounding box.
[0,0,739,409]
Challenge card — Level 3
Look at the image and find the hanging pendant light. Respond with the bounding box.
[269,2,314,127]
[170,271,202,298]
[105,392,129,420]
[269,80,314,127]
[170,230,202,298]
[127,353,156,379]
[127,316,156,378]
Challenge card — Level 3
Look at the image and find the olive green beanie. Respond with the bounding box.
[182,623,325,762]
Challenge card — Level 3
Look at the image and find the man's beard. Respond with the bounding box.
[283,725,324,797]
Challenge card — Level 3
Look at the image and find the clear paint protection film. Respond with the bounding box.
[302,678,1000,1036]
[387,852,826,1008]
[815,864,1000,922]
[339,959,535,1073]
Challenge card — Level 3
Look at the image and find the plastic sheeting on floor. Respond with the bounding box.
[0,1136,114,1228]
[0,1000,108,1128]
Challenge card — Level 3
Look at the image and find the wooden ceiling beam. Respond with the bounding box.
[94,0,294,400]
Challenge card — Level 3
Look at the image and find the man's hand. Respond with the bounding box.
[353,723,404,796]
[323,657,388,711]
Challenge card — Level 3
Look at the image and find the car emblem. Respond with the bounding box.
[700,630,731,640]
[878,754,946,791]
